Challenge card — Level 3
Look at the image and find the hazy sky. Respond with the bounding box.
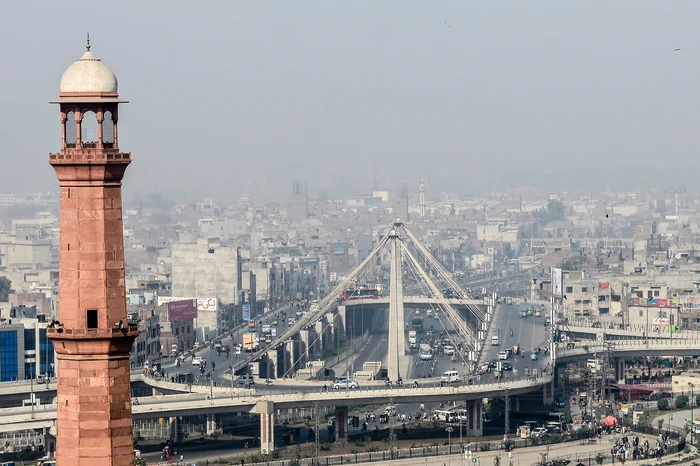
[1,1,699,201]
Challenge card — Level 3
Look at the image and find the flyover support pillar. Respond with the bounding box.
[387,234,406,382]
[614,357,625,383]
[511,396,521,412]
[268,349,279,379]
[335,406,348,442]
[299,329,311,367]
[253,400,275,453]
[169,417,181,443]
[465,400,483,437]
[543,377,555,405]
[314,320,325,355]
[284,340,295,377]
[206,413,221,435]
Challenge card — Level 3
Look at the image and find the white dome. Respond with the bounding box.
[59,49,118,93]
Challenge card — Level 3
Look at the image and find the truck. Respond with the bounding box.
[408,330,417,348]
[412,317,424,333]
[243,333,258,352]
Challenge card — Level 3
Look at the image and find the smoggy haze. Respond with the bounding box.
[0,1,699,201]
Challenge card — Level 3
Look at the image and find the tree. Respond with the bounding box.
[657,398,670,410]
[534,199,566,225]
[676,394,689,410]
[0,276,12,302]
[595,452,607,465]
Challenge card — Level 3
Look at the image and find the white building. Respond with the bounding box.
[171,237,238,305]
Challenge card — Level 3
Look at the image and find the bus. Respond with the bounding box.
[338,287,380,301]
[419,344,433,361]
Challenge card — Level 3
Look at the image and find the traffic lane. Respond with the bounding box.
[164,305,293,377]
[480,303,550,376]
[482,303,549,361]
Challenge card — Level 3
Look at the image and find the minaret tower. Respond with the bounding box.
[418,178,426,217]
[47,37,138,466]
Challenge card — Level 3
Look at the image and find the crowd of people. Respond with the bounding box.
[611,433,670,462]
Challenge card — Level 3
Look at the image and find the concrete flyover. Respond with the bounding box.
[0,373,553,434]
[561,320,697,342]
[343,296,485,310]
[556,337,700,364]
[0,371,199,401]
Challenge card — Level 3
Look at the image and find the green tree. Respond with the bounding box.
[676,394,689,409]
[657,398,670,410]
[0,276,12,302]
[534,199,566,225]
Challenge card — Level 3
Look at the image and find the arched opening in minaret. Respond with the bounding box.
[65,111,77,147]
[81,111,98,147]
[103,110,115,148]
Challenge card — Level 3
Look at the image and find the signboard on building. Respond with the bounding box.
[242,312,251,321]
[168,299,198,321]
[242,304,251,311]
[158,297,219,312]
[334,245,346,255]
[627,297,677,308]
[551,267,563,298]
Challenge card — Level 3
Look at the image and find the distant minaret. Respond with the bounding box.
[419,179,426,217]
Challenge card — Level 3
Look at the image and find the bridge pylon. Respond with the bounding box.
[387,227,406,382]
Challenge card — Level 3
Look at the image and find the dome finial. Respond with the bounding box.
[86,32,91,52]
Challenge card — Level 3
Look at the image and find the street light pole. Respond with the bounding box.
[446,426,454,465]
[691,383,695,444]
[30,357,35,419]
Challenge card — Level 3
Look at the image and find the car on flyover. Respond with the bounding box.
[333,379,359,390]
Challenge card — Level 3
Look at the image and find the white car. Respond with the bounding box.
[498,351,509,360]
[532,427,548,438]
[191,357,204,366]
[333,380,359,390]
[443,346,455,356]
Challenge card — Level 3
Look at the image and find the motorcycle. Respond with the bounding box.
[265,379,273,386]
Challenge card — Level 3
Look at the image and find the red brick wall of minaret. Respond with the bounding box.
[50,160,136,466]
[57,185,127,329]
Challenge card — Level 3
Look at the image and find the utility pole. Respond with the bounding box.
[313,401,320,466]
[389,396,396,459]
[504,389,509,441]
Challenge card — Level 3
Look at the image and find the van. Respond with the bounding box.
[491,336,499,346]
[441,370,459,384]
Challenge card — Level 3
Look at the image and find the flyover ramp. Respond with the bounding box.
[0,373,553,433]
[556,337,700,364]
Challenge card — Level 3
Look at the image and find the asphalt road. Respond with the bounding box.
[160,304,294,383]
[480,302,551,379]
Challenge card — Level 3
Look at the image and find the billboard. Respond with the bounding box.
[242,312,251,321]
[551,267,563,298]
[158,296,219,311]
[334,245,346,255]
[168,299,198,321]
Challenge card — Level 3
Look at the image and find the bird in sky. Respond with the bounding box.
[605,214,609,218]
[445,21,451,28]
[674,48,682,51]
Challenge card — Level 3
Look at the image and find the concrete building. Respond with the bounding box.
[128,307,162,365]
[171,236,238,304]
